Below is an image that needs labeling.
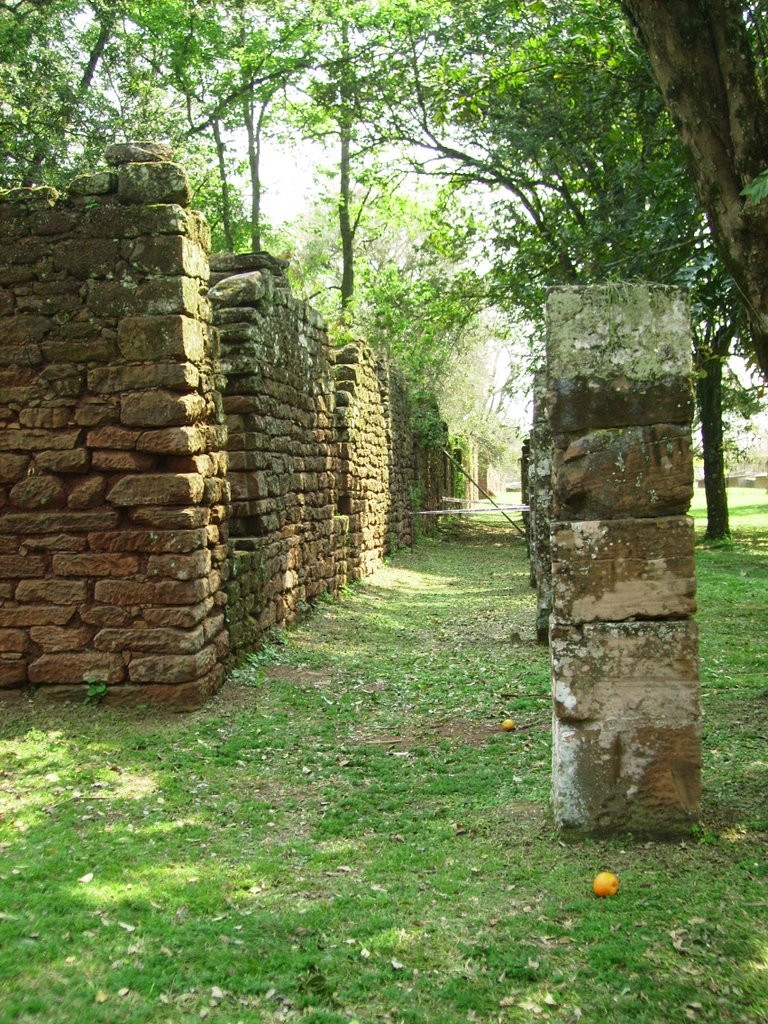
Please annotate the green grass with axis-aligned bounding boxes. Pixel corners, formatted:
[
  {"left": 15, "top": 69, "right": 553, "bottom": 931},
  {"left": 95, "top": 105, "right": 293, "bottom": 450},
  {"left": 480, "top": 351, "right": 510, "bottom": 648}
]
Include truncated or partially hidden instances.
[{"left": 0, "top": 492, "right": 766, "bottom": 1023}]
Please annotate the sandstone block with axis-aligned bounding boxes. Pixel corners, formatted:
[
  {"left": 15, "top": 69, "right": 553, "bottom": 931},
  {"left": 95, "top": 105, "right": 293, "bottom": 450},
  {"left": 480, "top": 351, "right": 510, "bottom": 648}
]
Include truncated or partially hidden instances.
[
  {"left": 0, "top": 555, "right": 46, "bottom": 577},
  {"left": 88, "top": 527, "right": 207, "bottom": 554},
  {"left": 23, "top": 534, "right": 87, "bottom": 552},
  {"left": 0, "top": 660, "right": 26, "bottom": 686},
  {"left": 550, "top": 619, "right": 699, "bottom": 723},
  {"left": 551, "top": 423, "right": 693, "bottom": 520},
  {"left": 93, "top": 624, "right": 205, "bottom": 654},
  {"left": 67, "top": 170, "right": 118, "bottom": 195},
  {"left": 118, "top": 161, "right": 190, "bottom": 205},
  {"left": 29, "top": 652, "right": 124, "bottom": 685},
  {"left": 120, "top": 390, "right": 206, "bottom": 428},
  {"left": 104, "top": 142, "right": 174, "bottom": 165},
  {"left": 52, "top": 553, "right": 139, "bottom": 577},
  {"left": 94, "top": 577, "right": 208, "bottom": 606},
  {"left": 147, "top": 549, "right": 211, "bottom": 580},
  {"left": 67, "top": 477, "right": 107, "bottom": 509},
  {"left": 117, "top": 315, "right": 207, "bottom": 362},
  {"left": 29, "top": 626, "right": 94, "bottom": 652},
  {"left": 551, "top": 516, "right": 696, "bottom": 623},
  {"left": 91, "top": 450, "right": 156, "bottom": 472},
  {"left": 86, "top": 426, "right": 141, "bottom": 449},
  {"left": 0, "top": 429, "right": 80, "bottom": 453},
  {"left": 0, "top": 629, "right": 27, "bottom": 653},
  {"left": 0, "top": 605, "right": 76, "bottom": 626},
  {"left": 0, "top": 454, "right": 30, "bottom": 483},
  {"left": 127, "top": 644, "right": 217, "bottom": 683},
  {"left": 142, "top": 601, "right": 212, "bottom": 628},
  {"left": 209, "top": 271, "right": 267, "bottom": 307},
  {"left": 33, "top": 450, "right": 90, "bottom": 473},
  {"left": 552, "top": 716, "right": 701, "bottom": 836},
  {"left": 136, "top": 426, "right": 206, "bottom": 455},
  {"left": 547, "top": 375, "right": 694, "bottom": 433},
  {"left": 129, "top": 506, "right": 210, "bottom": 528},
  {"left": 10, "top": 476, "right": 67, "bottom": 510},
  {"left": 106, "top": 472, "right": 204, "bottom": 507},
  {"left": 130, "top": 236, "right": 208, "bottom": 279},
  {"left": 89, "top": 362, "right": 200, "bottom": 394},
  {"left": 16, "top": 579, "right": 88, "bottom": 604}
]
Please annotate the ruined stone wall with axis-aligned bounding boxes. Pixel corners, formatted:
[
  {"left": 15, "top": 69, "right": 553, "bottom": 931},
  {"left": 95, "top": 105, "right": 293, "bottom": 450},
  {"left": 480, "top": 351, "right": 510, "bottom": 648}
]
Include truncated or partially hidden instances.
[
  {"left": 211, "top": 252, "right": 344, "bottom": 653},
  {"left": 335, "top": 343, "right": 414, "bottom": 581},
  {"left": 546, "top": 284, "right": 700, "bottom": 835},
  {"left": 0, "top": 143, "right": 228, "bottom": 709}
]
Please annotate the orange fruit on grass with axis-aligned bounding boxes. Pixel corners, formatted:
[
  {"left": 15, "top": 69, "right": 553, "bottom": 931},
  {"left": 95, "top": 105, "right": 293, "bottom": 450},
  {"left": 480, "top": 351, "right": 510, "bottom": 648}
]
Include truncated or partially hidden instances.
[
  {"left": 593, "top": 871, "right": 620, "bottom": 897},
  {"left": 501, "top": 719, "right": 516, "bottom": 731}
]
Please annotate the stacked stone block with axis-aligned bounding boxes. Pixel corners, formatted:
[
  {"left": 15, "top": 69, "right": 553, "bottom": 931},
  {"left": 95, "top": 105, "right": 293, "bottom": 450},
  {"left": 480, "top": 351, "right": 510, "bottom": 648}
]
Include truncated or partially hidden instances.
[
  {"left": 0, "top": 143, "right": 228, "bottom": 708},
  {"left": 546, "top": 284, "right": 700, "bottom": 835},
  {"left": 211, "top": 252, "right": 342, "bottom": 650}
]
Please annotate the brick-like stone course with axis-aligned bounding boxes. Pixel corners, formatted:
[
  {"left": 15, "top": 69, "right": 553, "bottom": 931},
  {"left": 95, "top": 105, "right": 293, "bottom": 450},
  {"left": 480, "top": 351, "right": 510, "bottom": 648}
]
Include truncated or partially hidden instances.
[
  {"left": 0, "top": 146, "right": 227, "bottom": 708},
  {"left": 545, "top": 284, "right": 700, "bottom": 836}
]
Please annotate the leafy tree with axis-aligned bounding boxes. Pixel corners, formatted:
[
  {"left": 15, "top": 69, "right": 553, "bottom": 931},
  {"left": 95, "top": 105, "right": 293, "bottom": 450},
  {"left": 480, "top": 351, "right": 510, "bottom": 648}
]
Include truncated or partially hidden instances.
[{"left": 618, "top": 0, "right": 768, "bottom": 380}]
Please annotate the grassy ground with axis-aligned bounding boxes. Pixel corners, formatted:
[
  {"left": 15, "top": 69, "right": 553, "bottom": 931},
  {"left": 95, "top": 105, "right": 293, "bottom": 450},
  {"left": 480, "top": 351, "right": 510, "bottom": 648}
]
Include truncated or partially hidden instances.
[{"left": 0, "top": 490, "right": 766, "bottom": 1024}]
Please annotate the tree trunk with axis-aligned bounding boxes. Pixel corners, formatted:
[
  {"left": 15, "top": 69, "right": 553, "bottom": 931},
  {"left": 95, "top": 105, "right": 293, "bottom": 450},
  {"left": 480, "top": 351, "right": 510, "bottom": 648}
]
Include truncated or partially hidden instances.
[
  {"left": 620, "top": 0, "right": 768, "bottom": 379},
  {"left": 695, "top": 336, "right": 730, "bottom": 540},
  {"left": 242, "top": 92, "right": 261, "bottom": 253},
  {"left": 212, "top": 118, "right": 234, "bottom": 252}
]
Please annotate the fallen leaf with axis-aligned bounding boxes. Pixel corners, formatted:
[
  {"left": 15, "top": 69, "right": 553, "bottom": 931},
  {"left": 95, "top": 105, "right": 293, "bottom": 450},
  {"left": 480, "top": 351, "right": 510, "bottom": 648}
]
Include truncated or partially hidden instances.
[
  {"left": 118, "top": 988, "right": 130, "bottom": 997},
  {"left": 78, "top": 872, "right": 94, "bottom": 884},
  {"left": 118, "top": 922, "right": 136, "bottom": 932},
  {"left": 360, "top": 948, "right": 371, "bottom": 960},
  {"left": 95, "top": 991, "right": 109, "bottom": 1004},
  {"left": 391, "top": 959, "right": 404, "bottom": 970}
]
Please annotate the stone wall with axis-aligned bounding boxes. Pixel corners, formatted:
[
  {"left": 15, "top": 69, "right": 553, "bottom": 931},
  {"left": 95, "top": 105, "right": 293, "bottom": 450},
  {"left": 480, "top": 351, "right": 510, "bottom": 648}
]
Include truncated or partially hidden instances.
[
  {"left": 0, "top": 143, "right": 439, "bottom": 706},
  {"left": 545, "top": 284, "right": 700, "bottom": 836},
  {"left": 529, "top": 371, "right": 553, "bottom": 644},
  {"left": 335, "top": 343, "right": 414, "bottom": 580},
  {"left": 0, "top": 143, "right": 228, "bottom": 709},
  {"left": 210, "top": 252, "right": 344, "bottom": 652}
]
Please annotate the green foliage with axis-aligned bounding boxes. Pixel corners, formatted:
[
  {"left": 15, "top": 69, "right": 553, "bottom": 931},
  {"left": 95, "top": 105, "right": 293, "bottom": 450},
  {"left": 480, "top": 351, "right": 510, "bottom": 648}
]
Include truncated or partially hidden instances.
[
  {"left": 741, "top": 167, "right": 768, "bottom": 205},
  {"left": 83, "top": 679, "right": 108, "bottom": 705}
]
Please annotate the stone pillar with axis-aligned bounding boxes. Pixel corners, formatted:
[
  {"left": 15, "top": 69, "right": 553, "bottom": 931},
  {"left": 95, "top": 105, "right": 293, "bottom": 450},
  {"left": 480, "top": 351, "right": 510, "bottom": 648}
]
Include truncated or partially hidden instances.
[
  {"left": 546, "top": 284, "right": 700, "bottom": 835},
  {"left": 529, "top": 371, "right": 553, "bottom": 643}
]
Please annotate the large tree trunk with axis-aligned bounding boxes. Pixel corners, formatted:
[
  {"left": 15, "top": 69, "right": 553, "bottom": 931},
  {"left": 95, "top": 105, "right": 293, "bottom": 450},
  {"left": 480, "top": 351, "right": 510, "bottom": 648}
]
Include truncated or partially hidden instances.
[
  {"left": 620, "top": 0, "right": 768, "bottom": 379},
  {"left": 695, "top": 329, "right": 730, "bottom": 540}
]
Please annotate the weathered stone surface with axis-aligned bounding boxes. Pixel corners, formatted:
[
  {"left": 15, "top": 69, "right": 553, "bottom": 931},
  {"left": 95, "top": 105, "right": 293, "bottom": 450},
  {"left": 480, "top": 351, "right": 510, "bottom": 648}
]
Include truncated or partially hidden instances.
[
  {"left": 10, "top": 475, "right": 67, "bottom": 510},
  {"left": 209, "top": 271, "right": 267, "bottom": 307},
  {"left": 135, "top": 426, "right": 206, "bottom": 455},
  {"left": 88, "top": 527, "right": 207, "bottom": 554},
  {"left": 131, "top": 236, "right": 208, "bottom": 279},
  {"left": 91, "top": 449, "right": 156, "bottom": 472},
  {"left": 104, "top": 142, "right": 174, "bottom": 165},
  {"left": 16, "top": 579, "right": 88, "bottom": 604},
  {"left": 0, "top": 429, "right": 80, "bottom": 452},
  {"left": 94, "top": 577, "right": 208, "bottom": 606},
  {"left": 93, "top": 624, "right": 205, "bottom": 654},
  {"left": 0, "top": 453, "right": 31, "bottom": 483},
  {"left": 127, "top": 644, "right": 217, "bottom": 683},
  {"left": 551, "top": 423, "right": 693, "bottom": 520},
  {"left": 550, "top": 619, "right": 699, "bottom": 722},
  {"left": 0, "top": 511, "right": 119, "bottom": 534},
  {"left": 33, "top": 449, "right": 90, "bottom": 473},
  {"left": 546, "top": 285, "right": 692, "bottom": 382},
  {"left": 0, "top": 555, "right": 46, "bottom": 577},
  {"left": 0, "top": 605, "right": 76, "bottom": 626},
  {"left": 117, "top": 315, "right": 207, "bottom": 362},
  {"left": 67, "top": 171, "right": 118, "bottom": 195},
  {"left": 52, "top": 553, "right": 139, "bottom": 577},
  {"left": 106, "top": 472, "right": 204, "bottom": 507},
  {"left": 120, "top": 390, "right": 206, "bottom": 427},
  {"left": 28, "top": 652, "right": 124, "bottom": 684},
  {"left": 117, "top": 161, "right": 190, "bottom": 206},
  {"left": 89, "top": 362, "right": 200, "bottom": 394},
  {"left": 29, "top": 626, "right": 94, "bottom": 652},
  {"left": 547, "top": 375, "right": 694, "bottom": 433},
  {"left": 67, "top": 477, "right": 107, "bottom": 509},
  {"left": 552, "top": 717, "right": 701, "bottom": 835},
  {"left": 0, "top": 629, "right": 27, "bottom": 653},
  {"left": 551, "top": 517, "right": 696, "bottom": 623},
  {"left": 147, "top": 549, "right": 211, "bottom": 580}
]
